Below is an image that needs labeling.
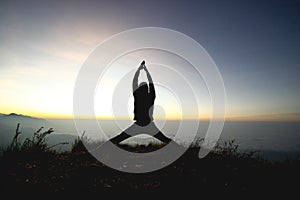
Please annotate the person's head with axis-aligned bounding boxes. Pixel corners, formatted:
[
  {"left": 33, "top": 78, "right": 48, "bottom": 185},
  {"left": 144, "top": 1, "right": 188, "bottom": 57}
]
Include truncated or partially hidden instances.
[{"left": 137, "top": 82, "right": 148, "bottom": 94}]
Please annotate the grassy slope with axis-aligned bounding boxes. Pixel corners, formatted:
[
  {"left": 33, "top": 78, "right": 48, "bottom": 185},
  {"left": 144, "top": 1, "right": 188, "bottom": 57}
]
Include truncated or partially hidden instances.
[{"left": 0, "top": 126, "right": 299, "bottom": 196}]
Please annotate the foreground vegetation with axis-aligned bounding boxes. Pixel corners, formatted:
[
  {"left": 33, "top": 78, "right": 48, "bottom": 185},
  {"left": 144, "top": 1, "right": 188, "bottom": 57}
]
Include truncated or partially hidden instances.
[{"left": 0, "top": 125, "right": 299, "bottom": 195}]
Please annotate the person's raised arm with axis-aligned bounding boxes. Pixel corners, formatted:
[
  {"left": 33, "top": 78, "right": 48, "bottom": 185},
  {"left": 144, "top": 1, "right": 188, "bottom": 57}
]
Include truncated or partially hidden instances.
[
  {"left": 144, "top": 66, "right": 153, "bottom": 84},
  {"left": 144, "top": 66, "right": 155, "bottom": 96},
  {"left": 132, "top": 63, "right": 144, "bottom": 92}
]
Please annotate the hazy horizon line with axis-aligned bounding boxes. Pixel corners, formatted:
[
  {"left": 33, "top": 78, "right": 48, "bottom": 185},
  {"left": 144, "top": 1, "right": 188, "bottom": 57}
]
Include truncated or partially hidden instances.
[{"left": 1, "top": 112, "right": 300, "bottom": 122}]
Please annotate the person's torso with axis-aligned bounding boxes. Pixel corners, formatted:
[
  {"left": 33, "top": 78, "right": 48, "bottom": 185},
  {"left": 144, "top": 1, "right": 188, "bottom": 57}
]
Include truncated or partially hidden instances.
[{"left": 133, "top": 92, "right": 155, "bottom": 123}]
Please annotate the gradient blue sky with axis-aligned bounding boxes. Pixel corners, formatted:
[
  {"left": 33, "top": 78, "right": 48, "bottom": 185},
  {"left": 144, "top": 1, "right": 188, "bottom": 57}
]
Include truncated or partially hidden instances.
[{"left": 0, "top": 0, "right": 300, "bottom": 121}]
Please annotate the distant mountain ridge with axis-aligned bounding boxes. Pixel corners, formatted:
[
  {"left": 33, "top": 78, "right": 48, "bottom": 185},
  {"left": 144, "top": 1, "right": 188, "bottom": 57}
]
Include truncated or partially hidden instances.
[
  {"left": 0, "top": 113, "right": 45, "bottom": 120},
  {"left": 0, "top": 113, "right": 77, "bottom": 151},
  {"left": 0, "top": 113, "right": 48, "bottom": 127},
  {"left": 0, "top": 112, "right": 49, "bottom": 135}
]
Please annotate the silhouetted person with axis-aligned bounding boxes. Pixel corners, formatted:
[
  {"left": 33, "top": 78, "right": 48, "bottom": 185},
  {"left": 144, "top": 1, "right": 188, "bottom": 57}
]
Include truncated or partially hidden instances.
[
  {"left": 110, "top": 61, "right": 172, "bottom": 144},
  {"left": 133, "top": 61, "right": 155, "bottom": 126}
]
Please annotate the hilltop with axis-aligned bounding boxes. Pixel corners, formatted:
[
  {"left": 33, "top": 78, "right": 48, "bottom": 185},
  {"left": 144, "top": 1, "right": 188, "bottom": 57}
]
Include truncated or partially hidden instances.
[{"left": 1, "top": 130, "right": 299, "bottom": 196}]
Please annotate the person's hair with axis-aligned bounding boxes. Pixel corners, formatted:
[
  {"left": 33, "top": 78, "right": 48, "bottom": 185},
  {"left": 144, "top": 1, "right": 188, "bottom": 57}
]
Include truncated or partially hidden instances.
[{"left": 137, "top": 82, "right": 148, "bottom": 94}]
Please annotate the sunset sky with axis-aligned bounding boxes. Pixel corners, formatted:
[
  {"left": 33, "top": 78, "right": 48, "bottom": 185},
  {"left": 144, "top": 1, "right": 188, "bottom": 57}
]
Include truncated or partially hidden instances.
[{"left": 1, "top": 0, "right": 300, "bottom": 121}]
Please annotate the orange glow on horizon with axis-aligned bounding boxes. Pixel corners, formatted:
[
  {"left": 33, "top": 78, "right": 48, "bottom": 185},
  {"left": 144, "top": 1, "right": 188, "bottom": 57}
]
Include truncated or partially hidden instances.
[{"left": 1, "top": 110, "right": 300, "bottom": 122}]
